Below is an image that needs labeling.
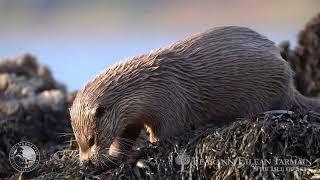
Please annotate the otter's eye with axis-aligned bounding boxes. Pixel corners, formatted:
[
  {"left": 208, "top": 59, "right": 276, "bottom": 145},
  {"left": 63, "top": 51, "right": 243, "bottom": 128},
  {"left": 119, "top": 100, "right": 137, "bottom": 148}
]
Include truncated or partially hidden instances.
[
  {"left": 88, "top": 136, "right": 95, "bottom": 147},
  {"left": 95, "top": 107, "right": 105, "bottom": 118}
]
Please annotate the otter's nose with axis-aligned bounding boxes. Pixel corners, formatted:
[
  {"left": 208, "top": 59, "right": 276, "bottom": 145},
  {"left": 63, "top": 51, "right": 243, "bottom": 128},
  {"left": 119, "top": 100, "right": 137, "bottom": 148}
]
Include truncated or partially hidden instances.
[{"left": 79, "top": 150, "right": 95, "bottom": 168}]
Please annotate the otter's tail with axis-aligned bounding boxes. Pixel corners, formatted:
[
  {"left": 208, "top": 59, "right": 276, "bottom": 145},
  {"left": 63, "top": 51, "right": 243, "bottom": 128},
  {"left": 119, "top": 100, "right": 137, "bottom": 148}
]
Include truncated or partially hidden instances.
[{"left": 292, "top": 90, "right": 320, "bottom": 114}]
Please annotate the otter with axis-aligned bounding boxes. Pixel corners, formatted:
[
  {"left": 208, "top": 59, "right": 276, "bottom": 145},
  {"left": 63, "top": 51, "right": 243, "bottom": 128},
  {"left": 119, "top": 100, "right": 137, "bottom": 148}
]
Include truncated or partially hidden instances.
[{"left": 70, "top": 26, "right": 320, "bottom": 170}]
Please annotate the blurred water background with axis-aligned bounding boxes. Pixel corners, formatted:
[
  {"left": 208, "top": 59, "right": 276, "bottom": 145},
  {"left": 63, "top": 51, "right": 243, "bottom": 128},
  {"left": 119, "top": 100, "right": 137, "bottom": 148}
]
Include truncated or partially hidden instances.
[{"left": 0, "top": 0, "right": 319, "bottom": 91}]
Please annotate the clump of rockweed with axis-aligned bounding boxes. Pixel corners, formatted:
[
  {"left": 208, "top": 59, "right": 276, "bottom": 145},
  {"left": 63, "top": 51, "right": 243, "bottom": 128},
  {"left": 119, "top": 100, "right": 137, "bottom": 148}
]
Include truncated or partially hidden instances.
[
  {"left": 30, "top": 111, "right": 320, "bottom": 180},
  {"left": 280, "top": 12, "right": 320, "bottom": 97}
]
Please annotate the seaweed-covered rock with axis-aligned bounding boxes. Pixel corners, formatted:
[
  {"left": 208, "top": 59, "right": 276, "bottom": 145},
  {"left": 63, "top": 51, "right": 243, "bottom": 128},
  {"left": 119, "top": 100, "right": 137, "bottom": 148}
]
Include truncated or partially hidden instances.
[
  {"left": 31, "top": 111, "right": 320, "bottom": 179},
  {"left": 0, "top": 54, "right": 75, "bottom": 178},
  {"left": 280, "top": 13, "right": 320, "bottom": 97}
]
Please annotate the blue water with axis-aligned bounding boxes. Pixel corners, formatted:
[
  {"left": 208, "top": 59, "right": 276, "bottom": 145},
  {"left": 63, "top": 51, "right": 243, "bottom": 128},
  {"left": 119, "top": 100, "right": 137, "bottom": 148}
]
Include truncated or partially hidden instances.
[{"left": 0, "top": 31, "right": 297, "bottom": 91}]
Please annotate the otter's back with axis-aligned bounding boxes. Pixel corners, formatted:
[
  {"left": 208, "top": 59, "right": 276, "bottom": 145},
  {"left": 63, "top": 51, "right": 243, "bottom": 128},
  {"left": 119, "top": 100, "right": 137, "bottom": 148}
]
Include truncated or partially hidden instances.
[{"left": 155, "top": 26, "right": 294, "bottom": 121}]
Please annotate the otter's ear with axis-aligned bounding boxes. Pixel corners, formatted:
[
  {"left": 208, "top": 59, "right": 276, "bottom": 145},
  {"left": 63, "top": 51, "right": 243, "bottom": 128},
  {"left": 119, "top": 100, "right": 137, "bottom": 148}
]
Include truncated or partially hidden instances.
[{"left": 91, "top": 106, "right": 105, "bottom": 118}]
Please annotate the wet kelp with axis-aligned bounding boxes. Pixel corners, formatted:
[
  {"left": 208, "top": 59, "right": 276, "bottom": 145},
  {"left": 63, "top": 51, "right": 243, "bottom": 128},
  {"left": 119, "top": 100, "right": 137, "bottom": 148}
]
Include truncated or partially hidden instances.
[{"left": 32, "top": 111, "right": 320, "bottom": 179}]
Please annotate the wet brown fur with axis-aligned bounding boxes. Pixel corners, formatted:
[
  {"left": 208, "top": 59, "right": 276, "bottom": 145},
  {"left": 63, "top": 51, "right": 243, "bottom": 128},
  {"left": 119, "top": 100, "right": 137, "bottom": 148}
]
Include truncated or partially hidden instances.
[{"left": 70, "top": 26, "right": 320, "bottom": 168}]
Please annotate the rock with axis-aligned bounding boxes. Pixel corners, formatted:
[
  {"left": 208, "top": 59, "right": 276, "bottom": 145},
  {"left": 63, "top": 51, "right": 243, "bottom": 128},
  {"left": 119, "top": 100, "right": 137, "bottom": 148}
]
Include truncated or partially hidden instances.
[
  {"left": 0, "top": 54, "right": 74, "bottom": 178},
  {"left": 280, "top": 13, "right": 320, "bottom": 97}
]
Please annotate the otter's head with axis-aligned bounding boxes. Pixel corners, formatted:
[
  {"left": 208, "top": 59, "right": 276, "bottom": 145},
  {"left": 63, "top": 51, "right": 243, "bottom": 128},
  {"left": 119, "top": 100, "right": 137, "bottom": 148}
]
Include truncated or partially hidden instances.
[
  {"left": 69, "top": 59, "right": 154, "bottom": 170},
  {"left": 70, "top": 94, "right": 144, "bottom": 170}
]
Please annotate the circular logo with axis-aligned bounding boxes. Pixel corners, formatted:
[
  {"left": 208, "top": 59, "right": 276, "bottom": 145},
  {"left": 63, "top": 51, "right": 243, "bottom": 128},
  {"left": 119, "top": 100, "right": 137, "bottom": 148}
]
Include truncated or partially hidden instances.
[
  {"left": 9, "top": 141, "right": 40, "bottom": 172},
  {"left": 175, "top": 150, "right": 191, "bottom": 166}
]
